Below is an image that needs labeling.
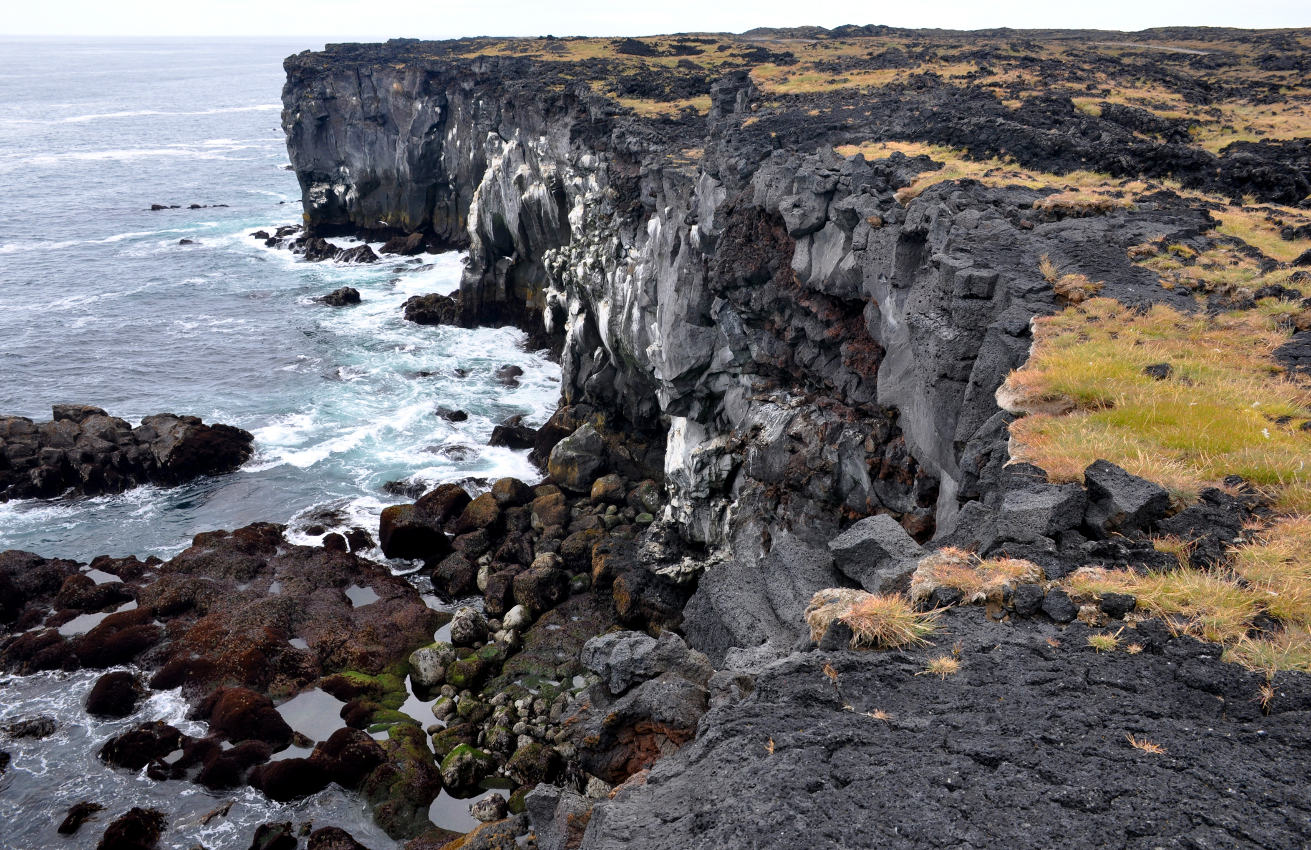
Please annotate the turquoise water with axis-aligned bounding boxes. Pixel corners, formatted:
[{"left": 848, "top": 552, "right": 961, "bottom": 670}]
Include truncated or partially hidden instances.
[{"left": 0, "top": 38, "right": 559, "bottom": 562}]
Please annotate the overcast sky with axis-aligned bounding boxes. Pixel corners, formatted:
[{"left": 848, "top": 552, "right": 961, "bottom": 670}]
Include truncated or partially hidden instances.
[{"left": 3, "top": 0, "right": 1307, "bottom": 38}]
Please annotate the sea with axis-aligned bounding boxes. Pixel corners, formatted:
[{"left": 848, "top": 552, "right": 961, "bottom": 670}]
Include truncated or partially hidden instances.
[{"left": 0, "top": 38, "right": 559, "bottom": 848}]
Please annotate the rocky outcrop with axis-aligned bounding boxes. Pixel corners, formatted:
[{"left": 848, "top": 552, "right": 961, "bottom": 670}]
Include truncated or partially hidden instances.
[
  {"left": 0, "top": 405, "right": 254, "bottom": 501},
  {"left": 282, "top": 41, "right": 1210, "bottom": 558},
  {"left": 568, "top": 609, "right": 1311, "bottom": 849}
]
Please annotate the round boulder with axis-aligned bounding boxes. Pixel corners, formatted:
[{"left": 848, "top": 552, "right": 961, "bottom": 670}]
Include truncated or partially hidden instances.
[
  {"left": 85, "top": 671, "right": 145, "bottom": 719},
  {"left": 547, "top": 424, "right": 605, "bottom": 493}
]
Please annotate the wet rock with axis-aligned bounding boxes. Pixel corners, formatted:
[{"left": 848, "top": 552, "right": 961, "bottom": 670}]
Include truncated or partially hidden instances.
[
  {"left": 436, "top": 407, "right": 469, "bottom": 422},
  {"left": 489, "top": 416, "right": 537, "bottom": 450},
  {"left": 323, "top": 532, "right": 349, "bottom": 552},
  {"left": 440, "top": 743, "right": 496, "bottom": 795},
  {"left": 547, "top": 424, "right": 605, "bottom": 492},
  {"left": 827, "top": 514, "right": 924, "bottom": 593},
  {"left": 431, "top": 553, "right": 477, "bottom": 598},
  {"left": 415, "top": 483, "right": 473, "bottom": 526},
  {"left": 449, "top": 492, "right": 501, "bottom": 535},
  {"left": 402, "top": 292, "right": 458, "bottom": 325},
  {"left": 55, "top": 573, "right": 133, "bottom": 612},
  {"left": 409, "top": 642, "right": 457, "bottom": 689},
  {"left": 449, "top": 606, "right": 489, "bottom": 647},
  {"left": 95, "top": 807, "right": 166, "bottom": 850},
  {"left": 310, "top": 727, "right": 388, "bottom": 788},
  {"left": 58, "top": 801, "right": 105, "bottom": 835},
  {"left": 512, "top": 564, "right": 569, "bottom": 614},
  {"left": 1083, "top": 459, "right": 1171, "bottom": 536},
  {"left": 379, "top": 504, "right": 452, "bottom": 562},
  {"left": 380, "top": 232, "right": 426, "bottom": 255},
  {"left": 337, "top": 244, "right": 378, "bottom": 264},
  {"left": 85, "top": 671, "right": 146, "bottom": 718},
  {"left": 0, "top": 550, "right": 80, "bottom": 626},
  {"left": 4, "top": 715, "right": 57, "bottom": 739},
  {"left": 504, "top": 741, "right": 563, "bottom": 786},
  {"left": 0, "top": 751, "right": 7, "bottom": 775},
  {"left": 0, "top": 408, "right": 254, "bottom": 501},
  {"left": 318, "top": 286, "right": 361, "bottom": 306},
  {"left": 470, "top": 792, "right": 509, "bottom": 823},
  {"left": 201, "top": 687, "right": 294, "bottom": 748},
  {"left": 307, "top": 826, "right": 373, "bottom": 850},
  {"left": 250, "top": 757, "right": 332, "bottom": 802},
  {"left": 491, "top": 476, "right": 535, "bottom": 507},
  {"left": 495, "top": 364, "right": 524, "bottom": 386},
  {"left": 361, "top": 724, "right": 443, "bottom": 839},
  {"left": 98, "top": 722, "right": 183, "bottom": 771},
  {"left": 247, "top": 821, "right": 298, "bottom": 850}
]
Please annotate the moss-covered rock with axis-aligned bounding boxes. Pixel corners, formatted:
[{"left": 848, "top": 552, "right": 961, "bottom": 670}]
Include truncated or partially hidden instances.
[
  {"left": 440, "top": 743, "right": 497, "bottom": 795},
  {"left": 361, "top": 723, "right": 442, "bottom": 840},
  {"left": 505, "top": 741, "right": 563, "bottom": 786}
]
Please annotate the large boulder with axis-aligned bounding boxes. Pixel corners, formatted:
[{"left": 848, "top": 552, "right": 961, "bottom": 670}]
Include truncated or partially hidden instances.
[
  {"left": 994, "top": 483, "right": 1086, "bottom": 543},
  {"left": 200, "top": 687, "right": 293, "bottom": 749},
  {"left": 1083, "top": 459, "right": 1171, "bottom": 536},
  {"left": 85, "top": 671, "right": 145, "bottom": 718},
  {"left": 547, "top": 424, "right": 606, "bottom": 493},
  {"left": 827, "top": 514, "right": 924, "bottom": 593},
  {"left": 378, "top": 504, "right": 451, "bottom": 562},
  {"left": 402, "top": 293, "right": 458, "bottom": 325},
  {"left": 580, "top": 631, "right": 713, "bottom": 695}
]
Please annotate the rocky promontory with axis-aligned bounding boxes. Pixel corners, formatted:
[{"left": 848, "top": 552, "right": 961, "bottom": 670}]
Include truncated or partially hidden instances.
[{"left": 0, "top": 405, "right": 254, "bottom": 501}]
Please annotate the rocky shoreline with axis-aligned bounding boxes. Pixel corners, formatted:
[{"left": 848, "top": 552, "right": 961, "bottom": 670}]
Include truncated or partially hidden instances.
[{"left": 4, "top": 23, "right": 1311, "bottom": 850}]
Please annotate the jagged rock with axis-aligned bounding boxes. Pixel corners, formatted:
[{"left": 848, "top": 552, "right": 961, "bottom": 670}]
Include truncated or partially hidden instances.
[
  {"left": 431, "top": 552, "right": 477, "bottom": 598},
  {"left": 0, "top": 408, "right": 253, "bottom": 501},
  {"left": 581, "top": 631, "right": 712, "bottom": 695},
  {"left": 826, "top": 514, "right": 924, "bottom": 593},
  {"left": 415, "top": 483, "right": 473, "bottom": 526},
  {"left": 1083, "top": 459, "right": 1172, "bottom": 536},
  {"left": 994, "top": 484, "right": 1087, "bottom": 543},
  {"left": 547, "top": 425, "right": 605, "bottom": 492},
  {"left": 4, "top": 715, "right": 57, "bottom": 739},
  {"left": 1156, "top": 487, "right": 1251, "bottom": 567},
  {"left": 337, "top": 244, "right": 377, "bottom": 263},
  {"left": 1041, "top": 588, "right": 1079, "bottom": 623},
  {"left": 512, "top": 564, "right": 569, "bottom": 614}
]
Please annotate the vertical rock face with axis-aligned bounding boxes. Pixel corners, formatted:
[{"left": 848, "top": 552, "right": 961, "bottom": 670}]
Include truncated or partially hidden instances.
[{"left": 282, "top": 43, "right": 1208, "bottom": 552}]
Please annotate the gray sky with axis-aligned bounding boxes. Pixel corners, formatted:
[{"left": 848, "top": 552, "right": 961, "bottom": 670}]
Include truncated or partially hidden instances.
[{"left": 3, "top": 0, "right": 1308, "bottom": 38}]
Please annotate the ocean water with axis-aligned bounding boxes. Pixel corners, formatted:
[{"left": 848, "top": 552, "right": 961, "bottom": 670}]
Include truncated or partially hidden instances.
[
  {"left": 0, "top": 38, "right": 560, "bottom": 848},
  {"left": 0, "top": 38, "right": 560, "bottom": 562}
]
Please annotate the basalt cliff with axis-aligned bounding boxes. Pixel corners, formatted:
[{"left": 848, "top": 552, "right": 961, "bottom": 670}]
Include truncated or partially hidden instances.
[{"left": 276, "top": 28, "right": 1311, "bottom": 850}]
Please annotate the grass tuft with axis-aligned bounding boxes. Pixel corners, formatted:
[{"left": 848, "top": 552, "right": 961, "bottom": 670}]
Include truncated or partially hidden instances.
[
  {"left": 805, "top": 588, "right": 939, "bottom": 649},
  {"left": 1126, "top": 733, "right": 1167, "bottom": 755},
  {"left": 1088, "top": 632, "right": 1120, "bottom": 652},
  {"left": 919, "top": 655, "right": 961, "bottom": 679},
  {"left": 910, "top": 548, "right": 1043, "bottom": 606}
]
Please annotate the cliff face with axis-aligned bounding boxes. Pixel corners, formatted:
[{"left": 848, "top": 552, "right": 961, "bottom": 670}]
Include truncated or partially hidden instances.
[{"left": 282, "top": 41, "right": 1210, "bottom": 554}]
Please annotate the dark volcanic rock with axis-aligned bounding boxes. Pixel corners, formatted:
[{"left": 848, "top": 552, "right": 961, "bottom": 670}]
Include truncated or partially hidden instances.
[
  {"left": 95, "top": 807, "right": 166, "bottom": 850},
  {"left": 0, "top": 408, "right": 253, "bottom": 501},
  {"left": 402, "top": 292, "right": 459, "bottom": 325},
  {"left": 570, "top": 610, "right": 1311, "bottom": 849},
  {"left": 318, "top": 286, "right": 361, "bottom": 306},
  {"left": 58, "top": 801, "right": 105, "bottom": 835},
  {"left": 85, "top": 671, "right": 146, "bottom": 718}
]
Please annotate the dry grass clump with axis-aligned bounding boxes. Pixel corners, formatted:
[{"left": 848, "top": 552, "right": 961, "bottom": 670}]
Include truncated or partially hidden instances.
[
  {"left": 1001, "top": 297, "right": 1311, "bottom": 502},
  {"left": 1033, "top": 191, "right": 1132, "bottom": 217},
  {"left": 1052, "top": 272, "right": 1105, "bottom": 304},
  {"left": 805, "top": 588, "right": 939, "bottom": 649},
  {"left": 1125, "top": 733, "right": 1167, "bottom": 755},
  {"left": 910, "top": 548, "right": 1043, "bottom": 607},
  {"left": 919, "top": 655, "right": 961, "bottom": 679}
]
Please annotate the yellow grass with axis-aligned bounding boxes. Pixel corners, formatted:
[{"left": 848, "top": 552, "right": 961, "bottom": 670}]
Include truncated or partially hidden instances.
[
  {"left": 919, "top": 655, "right": 961, "bottom": 679},
  {"left": 804, "top": 588, "right": 938, "bottom": 649},
  {"left": 1002, "top": 297, "right": 1311, "bottom": 500},
  {"left": 909, "top": 548, "right": 1043, "bottom": 606}
]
